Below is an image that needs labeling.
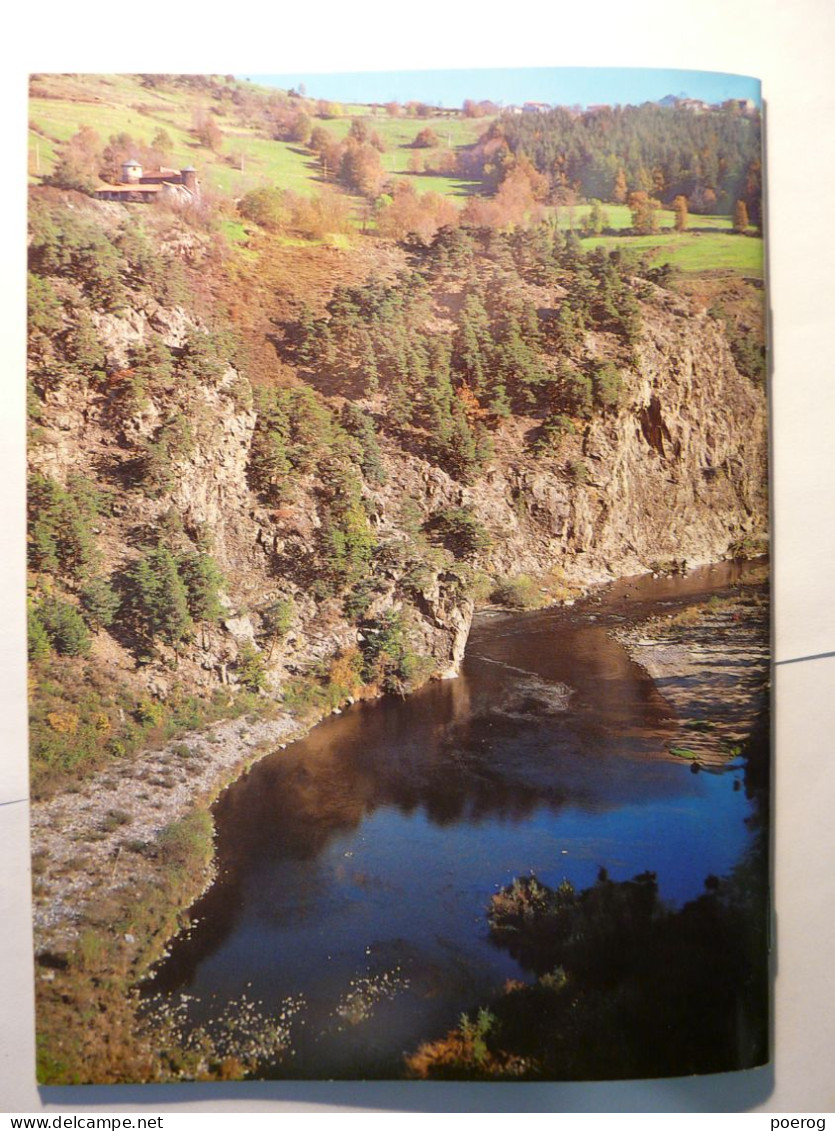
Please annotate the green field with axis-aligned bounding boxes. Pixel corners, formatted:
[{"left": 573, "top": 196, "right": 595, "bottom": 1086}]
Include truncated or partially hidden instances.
[
  {"left": 559, "top": 202, "right": 737, "bottom": 233},
  {"left": 28, "top": 74, "right": 488, "bottom": 199},
  {"left": 582, "top": 230, "right": 764, "bottom": 274},
  {"left": 28, "top": 74, "right": 762, "bottom": 274}
]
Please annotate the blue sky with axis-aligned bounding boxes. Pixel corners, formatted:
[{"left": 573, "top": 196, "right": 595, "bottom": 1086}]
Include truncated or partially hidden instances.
[{"left": 243, "top": 67, "right": 761, "bottom": 110}]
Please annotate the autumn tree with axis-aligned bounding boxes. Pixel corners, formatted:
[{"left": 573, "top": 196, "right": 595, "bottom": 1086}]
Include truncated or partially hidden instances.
[
  {"left": 733, "top": 199, "right": 750, "bottom": 233},
  {"left": 613, "top": 167, "right": 628, "bottom": 204},
  {"left": 151, "top": 127, "right": 174, "bottom": 157},
  {"left": 192, "top": 108, "right": 223, "bottom": 152},
  {"left": 340, "top": 140, "right": 387, "bottom": 198},
  {"left": 628, "top": 191, "right": 661, "bottom": 235},
  {"left": 673, "top": 195, "right": 689, "bottom": 232},
  {"left": 412, "top": 127, "right": 439, "bottom": 148},
  {"left": 290, "top": 187, "right": 354, "bottom": 240},
  {"left": 48, "top": 127, "right": 102, "bottom": 193},
  {"left": 348, "top": 118, "right": 370, "bottom": 144}
]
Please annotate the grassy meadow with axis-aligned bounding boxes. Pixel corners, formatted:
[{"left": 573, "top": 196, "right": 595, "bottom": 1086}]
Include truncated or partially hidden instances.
[
  {"left": 582, "top": 230, "right": 764, "bottom": 274},
  {"left": 28, "top": 73, "right": 485, "bottom": 199},
  {"left": 28, "top": 72, "right": 763, "bottom": 272}
]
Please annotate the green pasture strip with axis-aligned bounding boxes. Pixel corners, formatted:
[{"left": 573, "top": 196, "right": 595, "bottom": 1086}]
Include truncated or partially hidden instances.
[
  {"left": 556, "top": 203, "right": 736, "bottom": 232},
  {"left": 582, "top": 231, "right": 764, "bottom": 274},
  {"left": 204, "top": 135, "right": 320, "bottom": 197},
  {"left": 28, "top": 132, "right": 58, "bottom": 179}
]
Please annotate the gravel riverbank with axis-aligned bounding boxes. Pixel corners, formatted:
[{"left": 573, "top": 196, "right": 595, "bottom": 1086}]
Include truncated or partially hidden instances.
[
  {"left": 615, "top": 589, "right": 770, "bottom": 766},
  {"left": 31, "top": 710, "right": 305, "bottom": 955}
]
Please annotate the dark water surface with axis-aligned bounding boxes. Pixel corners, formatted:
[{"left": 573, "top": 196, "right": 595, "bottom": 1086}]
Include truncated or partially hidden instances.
[{"left": 146, "top": 562, "right": 764, "bottom": 1078}]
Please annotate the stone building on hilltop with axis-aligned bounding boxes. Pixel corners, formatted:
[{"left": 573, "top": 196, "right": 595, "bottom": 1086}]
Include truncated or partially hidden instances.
[{"left": 96, "top": 160, "right": 199, "bottom": 203}]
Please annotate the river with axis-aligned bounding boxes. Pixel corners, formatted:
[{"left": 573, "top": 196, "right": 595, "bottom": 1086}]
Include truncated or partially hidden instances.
[{"left": 143, "top": 561, "right": 767, "bottom": 1079}]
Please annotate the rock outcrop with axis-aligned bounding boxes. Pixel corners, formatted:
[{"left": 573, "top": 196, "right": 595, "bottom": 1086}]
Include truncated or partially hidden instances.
[{"left": 29, "top": 274, "right": 767, "bottom": 704}]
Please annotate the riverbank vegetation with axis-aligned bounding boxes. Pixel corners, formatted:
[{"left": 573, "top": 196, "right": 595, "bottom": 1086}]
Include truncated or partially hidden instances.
[
  {"left": 27, "top": 72, "right": 768, "bottom": 1084},
  {"left": 406, "top": 580, "right": 770, "bottom": 1080},
  {"left": 407, "top": 844, "right": 768, "bottom": 1079}
]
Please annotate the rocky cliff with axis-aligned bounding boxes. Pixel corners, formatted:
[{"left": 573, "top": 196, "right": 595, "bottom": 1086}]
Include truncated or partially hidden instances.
[
  {"left": 30, "top": 286, "right": 766, "bottom": 703},
  {"left": 26, "top": 189, "right": 768, "bottom": 749}
]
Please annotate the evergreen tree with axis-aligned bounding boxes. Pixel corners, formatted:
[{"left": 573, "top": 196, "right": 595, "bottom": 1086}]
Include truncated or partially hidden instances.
[
  {"left": 178, "top": 552, "right": 224, "bottom": 622},
  {"left": 124, "top": 547, "right": 193, "bottom": 646},
  {"left": 80, "top": 576, "right": 120, "bottom": 630},
  {"left": 452, "top": 292, "right": 493, "bottom": 397},
  {"left": 249, "top": 390, "right": 292, "bottom": 502},
  {"left": 28, "top": 473, "right": 98, "bottom": 582},
  {"left": 341, "top": 404, "right": 387, "bottom": 485},
  {"left": 35, "top": 597, "right": 91, "bottom": 656},
  {"left": 28, "top": 602, "right": 52, "bottom": 662}
]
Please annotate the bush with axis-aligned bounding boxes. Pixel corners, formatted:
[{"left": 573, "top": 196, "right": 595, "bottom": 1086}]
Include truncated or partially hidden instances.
[
  {"left": 360, "top": 609, "right": 433, "bottom": 694},
  {"left": 491, "top": 575, "right": 545, "bottom": 610},
  {"left": 238, "top": 186, "right": 289, "bottom": 232},
  {"left": 178, "top": 553, "right": 224, "bottom": 623},
  {"left": 35, "top": 598, "right": 91, "bottom": 656},
  {"left": 80, "top": 577, "right": 120, "bottom": 630},
  {"left": 592, "top": 362, "right": 622, "bottom": 411},
  {"left": 430, "top": 505, "right": 492, "bottom": 559},
  {"left": 158, "top": 810, "right": 214, "bottom": 876},
  {"left": 534, "top": 412, "right": 575, "bottom": 453},
  {"left": 235, "top": 642, "right": 268, "bottom": 692}
]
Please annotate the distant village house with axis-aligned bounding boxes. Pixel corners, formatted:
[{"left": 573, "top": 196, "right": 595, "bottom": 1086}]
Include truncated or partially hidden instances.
[{"left": 96, "top": 160, "right": 199, "bottom": 203}]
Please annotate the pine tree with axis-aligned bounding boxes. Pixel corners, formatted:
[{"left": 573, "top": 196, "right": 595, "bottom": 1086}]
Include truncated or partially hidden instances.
[
  {"left": 124, "top": 548, "right": 193, "bottom": 646},
  {"left": 452, "top": 292, "right": 493, "bottom": 397},
  {"left": 178, "top": 553, "right": 224, "bottom": 623},
  {"left": 80, "top": 577, "right": 120, "bottom": 630},
  {"left": 35, "top": 597, "right": 91, "bottom": 656}
]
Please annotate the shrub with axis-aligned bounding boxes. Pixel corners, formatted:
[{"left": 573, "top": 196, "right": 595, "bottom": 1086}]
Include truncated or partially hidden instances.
[
  {"left": 35, "top": 598, "right": 91, "bottom": 656},
  {"left": 238, "top": 186, "right": 289, "bottom": 232},
  {"left": 157, "top": 810, "right": 213, "bottom": 876},
  {"left": 360, "top": 609, "right": 433, "bottom": 694},
  {"left": 568, "top": 460, "right": 589, "bottom": 484},
  {"left": 491, "top": 574, "right": 545, "bottom": 610},
  {"left": 235, "top": 642, "right": 268, "bottom": 692},
  {"left": 80, "top": 577, "right": 120, "bottom": 630},
  {"left": 177, "top": 553, "right": 224, "bottom": 623},
  {"left": 534, "top": 413, "right": 575, "bottom": 453},
  {"left": 430, "top": 505, "right": 492, "bottom": 559},
  {"left": 592, "top": 362, "right": 622, "bottom": 411}
]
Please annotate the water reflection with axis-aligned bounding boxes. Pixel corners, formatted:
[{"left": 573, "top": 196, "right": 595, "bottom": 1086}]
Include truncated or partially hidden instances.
[{"left": 146, "top": 562, "right": 761, "bottom": 1078}]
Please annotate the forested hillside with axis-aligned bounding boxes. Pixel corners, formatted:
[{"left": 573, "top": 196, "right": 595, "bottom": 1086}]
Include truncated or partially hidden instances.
[
  {"left": 27, "top": 73, "right": 768, "bottom": 1083},
  {"left": 27, "top": 74, "right": 767, "bottom": 800}
]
